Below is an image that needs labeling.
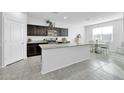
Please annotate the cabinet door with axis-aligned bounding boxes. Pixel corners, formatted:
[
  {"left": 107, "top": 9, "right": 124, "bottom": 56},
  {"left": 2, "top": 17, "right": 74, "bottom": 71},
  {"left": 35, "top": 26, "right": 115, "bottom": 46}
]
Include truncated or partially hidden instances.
[
  {"left": 33, "top": 26, "right": 37, "bottom": 36},
  {"left": 41, "top": 27, "right": 47, "bottom": 36},
  {"left": 27, "top": 25, "right": 34, "bottom": 36},
  {"left": 43, "top": 27, "right": 48, "bottom": 36},
  {"left": 36, "top": 45, "right": 41, "bottom": 55},
  {"left": 60, "top": 28, "right": 68, "bottom": 36},
  {"left": 56, "top": 28, "right": 61, "bottom": 36},
  {"left": 27, "top": 44, "right": 41, "bottom": 57},
  {"left": 4, "top": 18, "right": 25, "bottom": 65},
  {"left": 36, "top": 26, "right": 47, "bottom": 36},
  {"left": 27, "top": 25, "right": 37, "bottom": 36},
  {"left": 36, "top": 26, "right": 41, "bottom": 36},
  {"left": 64, "top": 29, "right": 68, "bottom": 36},
  {"left": 27, "top": 44, "right": 36, "bottom": 57},
  {"left": 61, "top": 29, "right": 65, "bottom": 36}
]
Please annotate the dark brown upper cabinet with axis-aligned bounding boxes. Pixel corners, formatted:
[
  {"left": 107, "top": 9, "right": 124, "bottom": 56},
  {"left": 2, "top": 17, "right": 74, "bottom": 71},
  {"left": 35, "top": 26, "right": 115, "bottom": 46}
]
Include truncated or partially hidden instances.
[
  {"left": 56, "top": 28, "right": 68, "bottom": 36},
  {"left": 27, "top": 24, "right": 48, "bottom": 36},
  {"left": 27, "top": 25, "right": 36, "bottom": 36},
  {"left": 36, "top": 26, "right": 47, "bottom": 36},
  {"left": 61, "top": 28, "right": 68, "bottom": 36},
  {"left": 27, "top": 24, "right": 68, "bottom": 36}
]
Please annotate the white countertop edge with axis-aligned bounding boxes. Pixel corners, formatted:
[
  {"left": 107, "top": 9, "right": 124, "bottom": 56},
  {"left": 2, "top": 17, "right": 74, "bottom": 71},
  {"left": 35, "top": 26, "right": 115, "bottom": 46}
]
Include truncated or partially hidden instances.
[{"left": 39, "top": 44, "right": 90, "bottom": 50}]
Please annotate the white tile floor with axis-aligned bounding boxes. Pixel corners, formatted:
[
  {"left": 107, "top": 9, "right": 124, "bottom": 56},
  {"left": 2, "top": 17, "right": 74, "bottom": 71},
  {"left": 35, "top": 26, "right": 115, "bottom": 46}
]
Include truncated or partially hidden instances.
[{"left": 0, "top": 53, "right": 124, "bottom": 80}]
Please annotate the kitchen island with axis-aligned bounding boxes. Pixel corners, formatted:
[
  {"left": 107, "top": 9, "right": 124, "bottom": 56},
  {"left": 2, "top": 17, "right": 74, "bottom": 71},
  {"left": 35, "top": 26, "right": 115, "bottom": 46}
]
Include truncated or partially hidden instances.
[{"left": 39, "top": 43, "right": 90, "bottom": 74}]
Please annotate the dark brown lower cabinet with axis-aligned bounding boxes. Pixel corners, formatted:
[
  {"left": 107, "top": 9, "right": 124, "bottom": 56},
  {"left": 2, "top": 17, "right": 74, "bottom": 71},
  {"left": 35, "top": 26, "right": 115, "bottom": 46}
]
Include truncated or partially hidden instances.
[{"left": 27, "top": 43, "right": 41, "bottom": 57}]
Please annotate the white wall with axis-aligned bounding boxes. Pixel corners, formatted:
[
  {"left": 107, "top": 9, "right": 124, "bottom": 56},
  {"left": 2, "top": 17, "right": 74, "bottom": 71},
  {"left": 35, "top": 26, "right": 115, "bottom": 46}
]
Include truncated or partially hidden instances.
[
  {"left": 3, "top": 12, "right": 27, "bottom": 22},
  {"left": 27, "top": 16, "right": 85, "bottom": 44},
  {"left": 68, "top": 24, "right": 85, "bottom": 44},
  {"left": 28, "top": 16, "right": 69, "bottom": 28},
  {"left": 0, "top": 12, "right": 2, "bottom": 67},
  {"left": 85, "top": 18, "right": 124, "bottom": 51}
]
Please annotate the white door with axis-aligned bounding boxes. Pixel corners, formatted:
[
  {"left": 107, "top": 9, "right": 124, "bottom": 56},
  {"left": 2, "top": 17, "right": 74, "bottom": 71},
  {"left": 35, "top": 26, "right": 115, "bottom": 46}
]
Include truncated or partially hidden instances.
[{"left": 4, "top": 18, "right": 25, "bottom": 66}]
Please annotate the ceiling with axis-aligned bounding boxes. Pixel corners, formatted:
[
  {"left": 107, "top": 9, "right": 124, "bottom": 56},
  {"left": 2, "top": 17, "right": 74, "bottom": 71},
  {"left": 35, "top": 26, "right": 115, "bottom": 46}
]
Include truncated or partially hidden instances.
[{"left": 28, "top": 12, "right": 123, "bottom": 25}]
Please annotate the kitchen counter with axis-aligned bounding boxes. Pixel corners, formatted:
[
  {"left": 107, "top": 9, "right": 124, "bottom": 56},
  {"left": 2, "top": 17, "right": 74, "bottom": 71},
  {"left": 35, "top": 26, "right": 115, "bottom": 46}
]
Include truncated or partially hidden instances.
[
  {"left": 39, "top": 43, "right": 90, "bottom": 49},
  {"left": 27, "top": 41, "right": 70, "bottom": 44},
  {"left": 40, "top": 43, "right": 90, "bottom": 74},
  {"left": 27, "top": 41, "right": 48, "bottom": 44}
]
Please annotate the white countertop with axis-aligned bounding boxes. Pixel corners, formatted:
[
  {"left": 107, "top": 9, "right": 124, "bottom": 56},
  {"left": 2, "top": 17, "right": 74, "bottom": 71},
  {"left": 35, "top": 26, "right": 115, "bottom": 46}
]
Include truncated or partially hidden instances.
[
  {"left": 39, "top": 43, "right": 90, "bottom": 49},
  {"left": 27, "top": 41, "right": 48, "bottom": 44}
]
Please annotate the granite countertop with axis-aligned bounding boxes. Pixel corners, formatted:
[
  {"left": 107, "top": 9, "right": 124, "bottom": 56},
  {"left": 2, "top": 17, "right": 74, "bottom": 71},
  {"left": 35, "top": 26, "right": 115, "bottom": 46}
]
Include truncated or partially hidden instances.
[
  {"left": 39, "top": 43, "right": 90, "bottom": 49},
  {"left": 27, "top": 41, "right": 70, "bottom": 44},
  {"left": 27, "top": 41, "right": 48, "bottom": 44}
]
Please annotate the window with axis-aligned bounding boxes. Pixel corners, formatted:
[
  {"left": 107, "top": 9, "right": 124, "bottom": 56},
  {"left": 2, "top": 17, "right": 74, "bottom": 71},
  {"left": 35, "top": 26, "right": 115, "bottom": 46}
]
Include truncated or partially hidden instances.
[{"left": 92, "top": 26, "right": 113, "bottom": 42}]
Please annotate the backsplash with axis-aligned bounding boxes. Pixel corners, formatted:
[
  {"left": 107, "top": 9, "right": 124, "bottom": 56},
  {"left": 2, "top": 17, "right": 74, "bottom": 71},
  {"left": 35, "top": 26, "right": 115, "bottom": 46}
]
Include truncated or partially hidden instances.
[{"left": 27, "top": 36, "right": 69, "bottom": 42}]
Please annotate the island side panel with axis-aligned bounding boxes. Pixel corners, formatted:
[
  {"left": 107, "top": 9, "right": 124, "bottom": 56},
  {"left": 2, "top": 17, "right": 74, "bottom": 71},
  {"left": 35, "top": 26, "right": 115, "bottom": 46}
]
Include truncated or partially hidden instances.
[{"left": 41, "top": 45, "right": 90, "bottom": 74}]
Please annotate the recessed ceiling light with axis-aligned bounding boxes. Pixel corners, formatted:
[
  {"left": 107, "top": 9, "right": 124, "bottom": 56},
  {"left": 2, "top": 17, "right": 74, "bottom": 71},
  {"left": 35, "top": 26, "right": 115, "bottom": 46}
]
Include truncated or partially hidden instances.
[{"left": 64, "top": 17, "right": 67, "bottom": 19}]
